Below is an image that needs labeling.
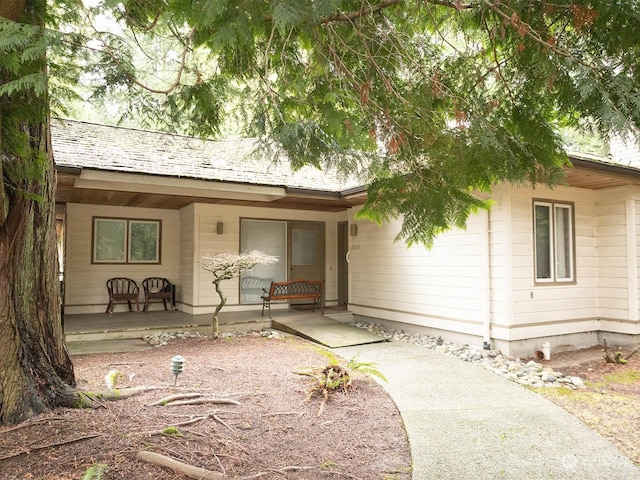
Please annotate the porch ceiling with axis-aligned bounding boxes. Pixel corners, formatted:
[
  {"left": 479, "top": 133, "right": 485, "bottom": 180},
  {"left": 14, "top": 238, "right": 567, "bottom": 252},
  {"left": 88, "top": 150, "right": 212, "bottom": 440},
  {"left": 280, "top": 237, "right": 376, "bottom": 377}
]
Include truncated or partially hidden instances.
[
  {"left": 565, "top": 159, "right": 640, "bottom": 190},
  {"left": 56, "top": 171, "right": 367, "bottom": 212},
  {"left": 55, "top": 158, "right": 640, "bottom": 212}
]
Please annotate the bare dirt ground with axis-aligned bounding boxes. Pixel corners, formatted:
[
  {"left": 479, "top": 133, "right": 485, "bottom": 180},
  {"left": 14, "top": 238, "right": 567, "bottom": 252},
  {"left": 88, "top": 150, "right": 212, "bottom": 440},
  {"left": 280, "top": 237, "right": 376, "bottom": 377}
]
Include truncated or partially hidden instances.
[
  {"left": 534, "top": 344, "right": 640, "bottom": 467},
  {"left": 0, "top": 335, "right": 411, "bottom": 480}
]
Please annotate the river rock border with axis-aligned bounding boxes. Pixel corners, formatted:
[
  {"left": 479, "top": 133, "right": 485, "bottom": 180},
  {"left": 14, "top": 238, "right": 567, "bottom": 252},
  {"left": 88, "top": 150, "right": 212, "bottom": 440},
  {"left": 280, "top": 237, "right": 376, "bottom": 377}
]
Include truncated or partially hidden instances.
[
  {"left": 353, "top": 321, "right": 585, "bottom": 389},
  {"left": 142, "top": 323, "right": 584, "bottom": 389},
  {"left": 142, "top": 328, "right": 285, "bottom": 346}
]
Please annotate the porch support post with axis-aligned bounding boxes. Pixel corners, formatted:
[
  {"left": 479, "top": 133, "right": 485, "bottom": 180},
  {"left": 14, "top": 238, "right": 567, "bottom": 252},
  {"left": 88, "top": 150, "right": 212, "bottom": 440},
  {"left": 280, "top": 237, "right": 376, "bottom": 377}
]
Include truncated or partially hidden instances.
[{"left": 625, "top": 199, "right": 639, "bottom": 321}]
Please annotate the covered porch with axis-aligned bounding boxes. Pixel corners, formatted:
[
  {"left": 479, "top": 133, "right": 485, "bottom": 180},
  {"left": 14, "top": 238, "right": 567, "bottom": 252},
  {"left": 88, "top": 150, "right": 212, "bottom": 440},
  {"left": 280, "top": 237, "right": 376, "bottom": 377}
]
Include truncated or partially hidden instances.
[{"left": 62, "top": 307, "right": 384, "bottom": 354}]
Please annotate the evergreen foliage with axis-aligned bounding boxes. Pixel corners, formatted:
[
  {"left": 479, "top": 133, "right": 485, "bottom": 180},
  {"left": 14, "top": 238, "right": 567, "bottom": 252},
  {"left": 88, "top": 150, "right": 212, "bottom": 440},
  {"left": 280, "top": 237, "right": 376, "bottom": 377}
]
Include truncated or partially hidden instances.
[{"left": 4, "top": 1, "right": 640, "bottom": 244}]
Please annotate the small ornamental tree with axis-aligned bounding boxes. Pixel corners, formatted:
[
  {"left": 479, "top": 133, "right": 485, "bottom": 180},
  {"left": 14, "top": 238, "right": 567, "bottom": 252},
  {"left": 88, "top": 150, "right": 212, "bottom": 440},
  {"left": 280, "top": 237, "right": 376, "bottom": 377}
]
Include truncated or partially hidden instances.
[{"left": 199, "top": 250, "right": 278, "bottom": 337}]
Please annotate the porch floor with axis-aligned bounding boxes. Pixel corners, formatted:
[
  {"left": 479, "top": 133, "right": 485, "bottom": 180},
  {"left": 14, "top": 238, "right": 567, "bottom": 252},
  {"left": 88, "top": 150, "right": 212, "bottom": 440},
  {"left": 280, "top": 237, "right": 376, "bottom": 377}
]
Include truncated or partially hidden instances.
[{"left": 63, "top": 306, "right": 384, "bottom": 351}]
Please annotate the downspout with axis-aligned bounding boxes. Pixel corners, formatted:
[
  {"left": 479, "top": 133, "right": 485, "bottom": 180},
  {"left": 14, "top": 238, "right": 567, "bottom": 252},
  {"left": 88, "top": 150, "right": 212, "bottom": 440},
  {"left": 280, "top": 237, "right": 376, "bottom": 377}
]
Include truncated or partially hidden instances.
[{"left": 483, "top": 208, "right": 492, "bottom": 349}]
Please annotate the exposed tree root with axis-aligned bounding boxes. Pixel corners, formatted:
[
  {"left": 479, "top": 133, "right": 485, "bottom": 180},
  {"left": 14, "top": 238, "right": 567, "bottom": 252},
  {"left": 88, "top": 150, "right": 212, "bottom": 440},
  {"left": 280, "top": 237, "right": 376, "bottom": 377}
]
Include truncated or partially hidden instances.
[
  {"left": 147, "top": 393, "right": 203, "bottom": 406},
  {"left": 166, "top": 397, "right": 241, "bottom": 407},
  {"left": 148, "top": 392, "right": 241, "bottom": 407},
  {"left": 136, "top": 450, "right": 316, "bottom": 480},
  {"left": 77, "top": 386, "right": 165, "bottom": 407},
  {"left": 136, "top": 450, "right": 225, "bottom": 479}
]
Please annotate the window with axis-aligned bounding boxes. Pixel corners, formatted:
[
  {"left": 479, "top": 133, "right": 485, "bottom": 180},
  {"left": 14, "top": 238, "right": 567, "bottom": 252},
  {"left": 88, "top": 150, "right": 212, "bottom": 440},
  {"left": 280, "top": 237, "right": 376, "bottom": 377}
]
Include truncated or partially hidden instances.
[
  {"left": 93, "top": 217, "right": 161, "bottom": 264},
  {"left": 533, "top": 201, "right": 574, "bottom": 283}
]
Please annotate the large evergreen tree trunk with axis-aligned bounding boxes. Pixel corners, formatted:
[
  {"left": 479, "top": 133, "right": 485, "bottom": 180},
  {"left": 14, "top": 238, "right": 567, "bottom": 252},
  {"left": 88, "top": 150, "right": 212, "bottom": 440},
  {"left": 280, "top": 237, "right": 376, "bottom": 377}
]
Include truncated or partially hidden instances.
[{"left": 0, "top": 0, "right": 78, "bottom": 425}]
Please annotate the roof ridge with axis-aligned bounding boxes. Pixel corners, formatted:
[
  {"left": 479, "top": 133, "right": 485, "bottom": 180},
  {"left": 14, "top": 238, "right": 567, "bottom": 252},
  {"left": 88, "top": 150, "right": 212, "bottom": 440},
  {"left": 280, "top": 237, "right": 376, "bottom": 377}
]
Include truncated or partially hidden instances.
[{"left": 52, "top": 118, "right": 255, "bottom": 145}]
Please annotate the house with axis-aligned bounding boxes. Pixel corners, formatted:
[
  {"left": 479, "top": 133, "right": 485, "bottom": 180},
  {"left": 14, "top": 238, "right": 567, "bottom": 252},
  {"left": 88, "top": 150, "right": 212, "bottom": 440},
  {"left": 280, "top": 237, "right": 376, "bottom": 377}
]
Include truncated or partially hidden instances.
[{"left": 53, "top": 118, "right": 640, "bottom": 357}]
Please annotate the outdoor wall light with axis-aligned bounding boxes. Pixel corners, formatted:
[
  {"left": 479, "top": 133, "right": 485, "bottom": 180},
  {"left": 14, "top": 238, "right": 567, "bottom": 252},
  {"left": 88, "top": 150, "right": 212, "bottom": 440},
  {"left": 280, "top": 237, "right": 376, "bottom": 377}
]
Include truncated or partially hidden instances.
[
  {"left": 216, "top": 222, "right": 224, "bottom": 235},
  {"left": 170, "top": 355, "right": 185, "bottom": 385},
  {"left": 350, "top": 224, "right": 358, "bottom": 237}
]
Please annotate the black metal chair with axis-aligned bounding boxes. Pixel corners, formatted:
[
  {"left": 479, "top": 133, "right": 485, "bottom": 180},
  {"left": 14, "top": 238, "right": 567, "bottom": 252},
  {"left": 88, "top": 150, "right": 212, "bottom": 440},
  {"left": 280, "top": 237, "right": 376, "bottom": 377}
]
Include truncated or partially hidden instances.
[
  {"left": 142, "top": 277, "right": 175, "bottom": 313},
  {"left": 106, "top": 277, "right": 140, "bottom": 315}
]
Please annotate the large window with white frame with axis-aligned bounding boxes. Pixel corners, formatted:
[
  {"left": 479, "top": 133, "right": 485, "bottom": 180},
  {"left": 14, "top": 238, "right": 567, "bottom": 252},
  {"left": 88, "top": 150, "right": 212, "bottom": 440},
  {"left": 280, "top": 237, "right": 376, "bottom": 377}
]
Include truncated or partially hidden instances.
[{"left": 533, "top": 200, "right": 575, "bottom": 283}]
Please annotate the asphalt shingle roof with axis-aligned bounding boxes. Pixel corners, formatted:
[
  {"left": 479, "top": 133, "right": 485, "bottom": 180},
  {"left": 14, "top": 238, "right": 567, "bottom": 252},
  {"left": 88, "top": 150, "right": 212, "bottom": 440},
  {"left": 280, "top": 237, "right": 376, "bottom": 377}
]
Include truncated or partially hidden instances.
[{"left": 51, "top": 119, "right": 361, "bottom": 192}]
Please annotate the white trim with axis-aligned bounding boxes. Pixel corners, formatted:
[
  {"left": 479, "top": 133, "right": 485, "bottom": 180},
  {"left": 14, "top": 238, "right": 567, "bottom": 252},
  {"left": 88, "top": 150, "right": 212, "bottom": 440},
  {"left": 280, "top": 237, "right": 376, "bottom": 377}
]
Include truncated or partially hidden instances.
[
  {"left": 626, "top": 200, "right": 639, "bottom": 321},
  {"left": 74, "top": 170, "right": 287, "bottom": 202},
  {"left": 503, "top": 194, "right": 514, "bottom": 324}
]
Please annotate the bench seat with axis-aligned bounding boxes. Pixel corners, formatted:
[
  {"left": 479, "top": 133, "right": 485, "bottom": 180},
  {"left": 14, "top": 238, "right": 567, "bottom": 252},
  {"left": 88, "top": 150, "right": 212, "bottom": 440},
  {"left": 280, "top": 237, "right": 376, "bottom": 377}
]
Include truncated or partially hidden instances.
[{"left": 261, "top": 279, "right": 323, "bottom": 318}]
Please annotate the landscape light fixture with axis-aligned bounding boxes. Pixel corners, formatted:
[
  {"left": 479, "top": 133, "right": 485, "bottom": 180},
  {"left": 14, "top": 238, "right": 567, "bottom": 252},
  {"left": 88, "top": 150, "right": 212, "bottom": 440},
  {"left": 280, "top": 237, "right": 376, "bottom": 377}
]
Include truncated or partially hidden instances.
[{"left": 170, "top": 355, "right": 185, "bottom": 385}]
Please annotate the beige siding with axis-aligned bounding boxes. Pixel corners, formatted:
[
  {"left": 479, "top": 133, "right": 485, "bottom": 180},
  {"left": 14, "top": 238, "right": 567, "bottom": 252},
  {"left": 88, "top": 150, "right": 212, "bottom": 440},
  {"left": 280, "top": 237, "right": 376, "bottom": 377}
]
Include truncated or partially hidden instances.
[
  {"left": 348, "top": 208, "right": 489, "bottom": 338},
  {"left": 192, "top": 205, "right": 340, "bottom": 314},
  {"left": 65, "top": 202, "right": 341, "bottom": 315},
  {"left": 505, "top": 184, "right": 598, "bottom": 338},
  {"left": 64, "top": 203, "right": 180, "bottom": 314},
  {"left": 178, "top": 205, "right": 196, "bottom": 310},
  {"left": 596, "top": 188, "right": 632, "bottom": 320}
]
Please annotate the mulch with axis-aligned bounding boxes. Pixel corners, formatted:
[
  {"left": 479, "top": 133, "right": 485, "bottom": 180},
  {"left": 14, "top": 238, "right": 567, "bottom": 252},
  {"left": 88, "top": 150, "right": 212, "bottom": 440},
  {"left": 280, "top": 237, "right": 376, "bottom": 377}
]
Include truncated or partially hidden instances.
[{"left": 0, "top": 335, "right": 411, "bottom": 479}]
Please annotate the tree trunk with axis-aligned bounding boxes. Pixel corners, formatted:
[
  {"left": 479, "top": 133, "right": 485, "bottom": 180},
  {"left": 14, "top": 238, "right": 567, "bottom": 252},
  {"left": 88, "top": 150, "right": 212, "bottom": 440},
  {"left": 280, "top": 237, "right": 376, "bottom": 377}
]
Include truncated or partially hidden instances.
[
  {"left": 212, "top": 280, "right": 226, "bottom": 337},
  {"left": 0, "top": 0, "right": 78, "bottom": 425}
]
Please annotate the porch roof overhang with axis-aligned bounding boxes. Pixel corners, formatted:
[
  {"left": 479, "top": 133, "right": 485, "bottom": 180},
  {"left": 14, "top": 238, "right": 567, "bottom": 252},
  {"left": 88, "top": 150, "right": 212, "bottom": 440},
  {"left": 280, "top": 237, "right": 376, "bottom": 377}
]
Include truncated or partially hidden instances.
[
  {"left": 54, "top": 149, "right": 640, "bottom": 213},
  {"left": 565, "top": 156, "right": 640, "bottom": 189},
  {"left": 55, "top": 167, "right": 367, "bottom": 212}
]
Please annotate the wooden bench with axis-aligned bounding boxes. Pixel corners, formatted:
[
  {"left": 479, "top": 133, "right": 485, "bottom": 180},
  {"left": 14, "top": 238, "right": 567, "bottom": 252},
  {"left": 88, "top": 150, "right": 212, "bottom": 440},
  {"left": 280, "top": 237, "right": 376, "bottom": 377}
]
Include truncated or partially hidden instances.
[{"left": 261, "top": 279, "right": 323, "bottom": 318}]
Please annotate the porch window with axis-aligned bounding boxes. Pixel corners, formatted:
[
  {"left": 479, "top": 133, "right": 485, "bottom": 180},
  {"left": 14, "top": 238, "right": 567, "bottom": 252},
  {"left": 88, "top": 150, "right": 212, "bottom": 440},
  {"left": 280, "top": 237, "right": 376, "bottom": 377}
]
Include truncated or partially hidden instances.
[
  {"left": 533, "top": 201, "right": 574, "bottom": 283},
  {"left": 93, "top": 217, "right": 161, "bottom": 264}
]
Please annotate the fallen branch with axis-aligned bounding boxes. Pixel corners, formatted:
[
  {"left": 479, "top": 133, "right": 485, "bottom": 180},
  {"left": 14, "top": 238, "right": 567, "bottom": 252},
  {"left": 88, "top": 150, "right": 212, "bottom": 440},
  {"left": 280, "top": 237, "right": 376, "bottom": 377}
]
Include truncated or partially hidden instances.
[
  {"left": 0, "top": 434, "right": 101, "bottom": 460},
  {"left": 136, "top": 450, "right": 225, "bottom": 479},
  {"left": 0, "top": 417, "right": 65, "bottom": 434},
  {"left": 261, "top": 411, "right": 305, "bottom": 418},
  {"left": 213, "top": 414, "right": 234, "bottom": 431},
  {"left": 242, "top": 466, "right": 315, "bottom": 479},
  {"left": 107, "top": 362, "right": 147, "bottom": 366}
]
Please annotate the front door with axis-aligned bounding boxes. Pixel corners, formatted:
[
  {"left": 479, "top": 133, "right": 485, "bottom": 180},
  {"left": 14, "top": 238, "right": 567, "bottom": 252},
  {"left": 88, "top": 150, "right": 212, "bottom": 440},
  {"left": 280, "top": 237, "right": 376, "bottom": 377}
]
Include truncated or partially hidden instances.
[{"left": 288, "top": 221, "right": 325, "bottom": 305}]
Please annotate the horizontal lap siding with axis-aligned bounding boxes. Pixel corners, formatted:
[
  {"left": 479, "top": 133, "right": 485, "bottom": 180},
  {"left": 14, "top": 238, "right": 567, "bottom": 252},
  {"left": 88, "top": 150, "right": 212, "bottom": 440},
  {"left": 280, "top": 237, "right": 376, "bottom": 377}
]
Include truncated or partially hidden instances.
[
  {"left": 348, "top": 211, "right": 488, "bottom": 325},
  {"left": 64, "top": 203, "right": 180, "bottom": 313},
  {"left": 597, "top": 189, "right": 631, "bottom": 320},
  {"left": 637, "top": 201, "right": 640, "bottom": 318},
  {"left": 194, "top": 205, "right": 339, "bottom": 310},
  {"left": 507, "top": 185, "right": 598, "bottom": 330},
  {"left": 179, "top": 205, "right": 195, "bottom": 308}
]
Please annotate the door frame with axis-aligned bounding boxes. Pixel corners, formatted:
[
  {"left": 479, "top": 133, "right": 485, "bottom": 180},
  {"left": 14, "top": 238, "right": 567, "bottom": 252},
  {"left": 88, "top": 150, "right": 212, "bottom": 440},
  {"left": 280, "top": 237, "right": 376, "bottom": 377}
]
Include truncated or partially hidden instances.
[{"left": 337, "top": 221, "right": 348, "bottom": 307}]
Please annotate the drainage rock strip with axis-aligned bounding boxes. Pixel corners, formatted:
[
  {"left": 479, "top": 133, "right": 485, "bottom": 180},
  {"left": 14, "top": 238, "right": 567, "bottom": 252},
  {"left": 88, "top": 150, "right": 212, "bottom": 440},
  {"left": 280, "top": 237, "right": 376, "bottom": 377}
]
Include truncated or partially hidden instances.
[{"left": 142, "top": 323, "right": 584, "bottom": 389}]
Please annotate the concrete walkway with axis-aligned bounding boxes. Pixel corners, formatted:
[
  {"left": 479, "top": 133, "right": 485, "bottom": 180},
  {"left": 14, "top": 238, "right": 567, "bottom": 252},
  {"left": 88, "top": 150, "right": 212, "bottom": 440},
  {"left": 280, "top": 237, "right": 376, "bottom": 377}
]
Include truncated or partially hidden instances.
[{"left": 333, "top": 341, "right": 640, "bottom": 480}]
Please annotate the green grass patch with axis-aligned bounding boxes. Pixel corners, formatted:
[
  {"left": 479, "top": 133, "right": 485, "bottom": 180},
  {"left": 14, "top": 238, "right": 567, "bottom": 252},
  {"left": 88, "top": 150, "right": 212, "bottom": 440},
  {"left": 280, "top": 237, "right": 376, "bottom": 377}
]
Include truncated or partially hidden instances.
[
  {"left": 161, "top": 426, "right": 182, "bottom": 437},
  {"left": 535, "top": 387, "right": 605, "bottom": 405},
  {"left": 604, "top": 369, "right": 640, "bottom": 384}
]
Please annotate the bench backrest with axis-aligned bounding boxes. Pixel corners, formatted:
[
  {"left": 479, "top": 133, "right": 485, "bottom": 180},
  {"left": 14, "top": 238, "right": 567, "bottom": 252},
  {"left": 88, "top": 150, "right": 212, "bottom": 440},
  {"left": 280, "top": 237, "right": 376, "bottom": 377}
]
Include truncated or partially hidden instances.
[
  {"left": 269, "top": 280, "right": 322, "bottom": 297},
  {"left": 242, "top": 276, "right": 273, "bottom": 294}
]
